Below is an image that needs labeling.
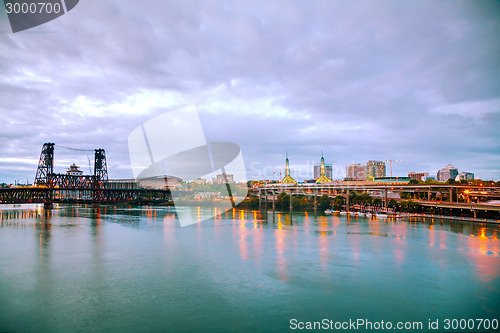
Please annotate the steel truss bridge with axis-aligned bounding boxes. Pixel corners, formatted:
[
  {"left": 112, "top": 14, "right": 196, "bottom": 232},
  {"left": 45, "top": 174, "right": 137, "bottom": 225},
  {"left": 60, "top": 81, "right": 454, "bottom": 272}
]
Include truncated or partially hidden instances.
[
  {"left": 0, "top": 143, "right": 171, "bottom": 207},
  {"left": 0, "top": 187, "right": 171, "bottom": 204}
]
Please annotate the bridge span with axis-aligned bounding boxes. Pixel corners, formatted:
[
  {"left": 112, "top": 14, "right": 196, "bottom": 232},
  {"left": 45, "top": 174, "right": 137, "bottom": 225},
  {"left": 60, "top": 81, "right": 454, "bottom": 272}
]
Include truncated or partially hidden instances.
[{"left": 254, "top": 183, "right": 500, "bottom": 216}]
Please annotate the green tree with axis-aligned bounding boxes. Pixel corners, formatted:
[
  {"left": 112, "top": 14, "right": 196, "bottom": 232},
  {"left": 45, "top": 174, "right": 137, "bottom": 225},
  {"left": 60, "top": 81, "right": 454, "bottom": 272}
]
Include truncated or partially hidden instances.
[
  {"left": 332, "top": 195, "right": 345, "bottom": 210},
  {"left": 276, "top": 192, "right": 290, "bottom": 209},
  {"left": 409, "top": 179, "right": 419, "bottom": 185},
  {"left": 388, "top": 199, "right": 398, "bottom": 209},
  {"left": 249, "top": 196, "right": 259, "bottom": 208},
  {"left": 292, "top": 196, "right": 302, "bottom": 209},
  {"left": 400, "top": 192, "right": 411, "bottom": 199},
  {"left": 359, "top": 192, "right": 372, "bottom": 205},
  {"left": 398, "top": 200, "right": 408, "bottom": 212},
  {"left": 407, "top": 200, "right": 419, "bottom": 212},
  {"left": 319, "top": 194, "right": 331, "bottom": 211}
]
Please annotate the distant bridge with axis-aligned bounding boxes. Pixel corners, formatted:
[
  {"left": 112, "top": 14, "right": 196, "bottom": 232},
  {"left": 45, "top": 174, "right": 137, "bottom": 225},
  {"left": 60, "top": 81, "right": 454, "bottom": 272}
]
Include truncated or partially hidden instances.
[
  {"left": 0, "top": 143, "right": 171, "bottom": 207},
  {"left": 0, "top": 187, "right": 171, "bottom": 204}
]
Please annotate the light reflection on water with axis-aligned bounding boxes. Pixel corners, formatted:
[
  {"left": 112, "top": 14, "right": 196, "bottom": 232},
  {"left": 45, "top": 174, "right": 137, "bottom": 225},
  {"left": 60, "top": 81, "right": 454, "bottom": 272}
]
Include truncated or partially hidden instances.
[{"left": 0, "top": 204, "right": 499, "bottom": 332}]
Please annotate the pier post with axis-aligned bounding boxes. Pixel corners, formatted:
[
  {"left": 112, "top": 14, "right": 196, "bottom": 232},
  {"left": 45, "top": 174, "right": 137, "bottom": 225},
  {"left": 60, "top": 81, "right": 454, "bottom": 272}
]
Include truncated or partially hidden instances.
[
  {"left": 265, "top": 190, "right": 268, "bottom": 209},
  {"left": 272, "top": 190, "right": 275, "bottom": 211},
  {"left": 384, "top": 187, "right": 388, "bottom": 212},
  {"left": 449, "top": 188, "right": 453, "bottom": 203},
  {"left": 44, "top": 189, "right": 53, "bottom": 209},
  {"left": 289, "top": 189, "right": 293, "bottom": 211},
  {"left": 428, "top": 188, "right": 431, "bottom": 201},
  {"left": 346, "top": 189, "right": 350, "bottom": 212},
  {"left": 314, "top": 189, "right": 317, "bottom": 211}
]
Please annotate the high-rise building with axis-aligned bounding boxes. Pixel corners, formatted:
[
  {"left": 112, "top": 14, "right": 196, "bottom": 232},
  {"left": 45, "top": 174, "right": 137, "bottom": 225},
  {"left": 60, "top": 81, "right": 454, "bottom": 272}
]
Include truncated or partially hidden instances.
[
  {"left": 314, "top": 164, "right": 333, "bottom": 180},
  {"left": 456, "top": 172, "right": 474, "bottom": 181},
  {"left": 437, "top": 164, "right": 459, "bottom": 182},
  {"left": 408, "top": 172, "right": 429, "bottom": 181},
  {"left": 366, "top": 161, "right": 386, "bottom": 178},
  {"left": 346, "top": 163, "right": 366, "bottom": 180}
]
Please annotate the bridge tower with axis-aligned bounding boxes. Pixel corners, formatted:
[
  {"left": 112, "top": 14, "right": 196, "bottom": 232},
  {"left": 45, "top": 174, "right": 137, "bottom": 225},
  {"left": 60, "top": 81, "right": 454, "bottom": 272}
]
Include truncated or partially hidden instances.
[
  {"left": 92, "top": 149, "right": 108, "bottom": 207},
  {"left": 93, "top": 149, "right": 108, "bottom": 182},
  {"left": 34, "top": 142, "right": 55, "bottom": 186}
]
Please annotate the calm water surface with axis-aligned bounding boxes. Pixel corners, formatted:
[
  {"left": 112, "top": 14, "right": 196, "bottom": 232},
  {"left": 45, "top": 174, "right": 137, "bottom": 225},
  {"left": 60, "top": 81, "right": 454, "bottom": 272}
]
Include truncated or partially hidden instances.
[{"left": 0, "top": 204, "right": 499, "bottom": 332}]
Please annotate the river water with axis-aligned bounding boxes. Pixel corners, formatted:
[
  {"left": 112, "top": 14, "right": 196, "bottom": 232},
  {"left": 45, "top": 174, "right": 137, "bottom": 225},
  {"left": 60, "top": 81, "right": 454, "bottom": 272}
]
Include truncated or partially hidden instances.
[{"left": 0, "top": 204, "right": 499, "bottom": 332}]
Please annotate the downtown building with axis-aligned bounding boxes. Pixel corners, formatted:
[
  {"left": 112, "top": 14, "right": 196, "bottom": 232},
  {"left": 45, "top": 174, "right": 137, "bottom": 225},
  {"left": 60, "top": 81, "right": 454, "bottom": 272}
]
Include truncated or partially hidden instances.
[
  {"left": 346, "top": 163, "right": 366, "bottom": 180},
  {"left": 366, "top": 161, "right": 386, "bottom": 178},
  {"left": 314, "top": 164, "right": 333, "bottom": 180},
  {"left": 437, "top": 164, "right": 459, "bottom": 182},
  {"left": 456, "top": 172, "right": 474, "bottom": 181},
  {"left": 212, "top": 173, "right": 234, "bottom": 183},
  {"left": 408, "top": 172, "right": 429, "bottom": 181}
]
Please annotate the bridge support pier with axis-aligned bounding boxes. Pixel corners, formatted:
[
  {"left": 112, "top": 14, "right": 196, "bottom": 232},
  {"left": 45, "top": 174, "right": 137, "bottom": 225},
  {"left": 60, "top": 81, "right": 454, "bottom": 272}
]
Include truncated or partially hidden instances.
[
  {"left": 92, "top": 202, "right": 101, "bottom": 209},
  {"left": 384, "top": 187, "right": 388, "bottom": 213},
  {"left": 43, "top": 202, "right": 53, "bottom": 209},
  {"left": 314, "top": 190, "right": 317, "bottom": 211},
  {"left": 258, "top": 189, "right": 262, "bottom": 210},
  {"left": 272, "top": 190, "right": 275, "bottom": 211},
  {"left": 289, "top": 189, "right": 293, "bottom": 211},
  {"left": 346, "top": 189, "right": 350, "bottom": 212}
]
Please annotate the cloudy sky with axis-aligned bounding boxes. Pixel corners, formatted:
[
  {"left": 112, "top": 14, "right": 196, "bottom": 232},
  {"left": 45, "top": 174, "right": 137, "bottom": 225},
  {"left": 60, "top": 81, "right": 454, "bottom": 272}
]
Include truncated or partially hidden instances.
[{"left": 1, "top": 0, "right": 499, "bottom": 183}]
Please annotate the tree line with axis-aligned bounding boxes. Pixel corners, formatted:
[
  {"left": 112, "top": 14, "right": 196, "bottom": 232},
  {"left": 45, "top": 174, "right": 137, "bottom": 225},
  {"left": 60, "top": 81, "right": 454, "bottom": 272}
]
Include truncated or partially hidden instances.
[{"left": 241, "top": 192, "right": 422, "bottom": 213}]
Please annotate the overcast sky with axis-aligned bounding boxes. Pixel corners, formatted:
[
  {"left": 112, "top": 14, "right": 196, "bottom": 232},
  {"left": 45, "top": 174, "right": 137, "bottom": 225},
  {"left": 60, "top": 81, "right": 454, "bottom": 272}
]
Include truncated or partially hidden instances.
[{"left": 1, "top": 0, "right": 499, "bottom": 183}]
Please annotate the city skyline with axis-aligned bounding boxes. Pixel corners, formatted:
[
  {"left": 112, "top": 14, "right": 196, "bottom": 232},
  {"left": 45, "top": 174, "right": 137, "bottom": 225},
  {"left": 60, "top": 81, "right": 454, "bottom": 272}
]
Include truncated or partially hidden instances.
[
  {"left": 0, "top": 148, "right": 482, "bottom": 184},
  {"left": 252, "top": 154, "right": 477, "bottom": 182},
  {"left": 1, "top": 1, "right": 499, "bottom": 183}
]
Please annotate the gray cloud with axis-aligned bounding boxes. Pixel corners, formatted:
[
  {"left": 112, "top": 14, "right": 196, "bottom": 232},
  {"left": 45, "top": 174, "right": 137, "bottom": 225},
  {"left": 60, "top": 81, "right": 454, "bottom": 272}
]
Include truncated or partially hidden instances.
[{"left": 0, "top": 0, "right": 499, "bottom": 183}]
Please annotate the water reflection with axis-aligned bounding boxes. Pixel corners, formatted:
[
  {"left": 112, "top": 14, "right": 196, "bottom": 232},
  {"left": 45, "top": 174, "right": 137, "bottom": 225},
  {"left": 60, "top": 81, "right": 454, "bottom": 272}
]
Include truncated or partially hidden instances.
[{"left": 1, "top": 204, "right": 500, "bottom": 312}]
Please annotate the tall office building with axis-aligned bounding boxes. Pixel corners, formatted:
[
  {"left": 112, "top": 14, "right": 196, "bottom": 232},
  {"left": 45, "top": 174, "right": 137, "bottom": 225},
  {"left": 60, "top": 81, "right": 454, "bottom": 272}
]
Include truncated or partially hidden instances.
[
  {"left": 456, "top": 172, "right": 474, "bottom": 181},
  {"left": 437, "top": 164, "right": 459, "bottom": 182},
  {"left": 366, "top": 161, "right": 386, "bottom": 178},
  {"left": 346, "top": 163, "right": 366, "bottom": 180},
  {"left": 314, "top": 164, "right": 333, "bottom": 180}
]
